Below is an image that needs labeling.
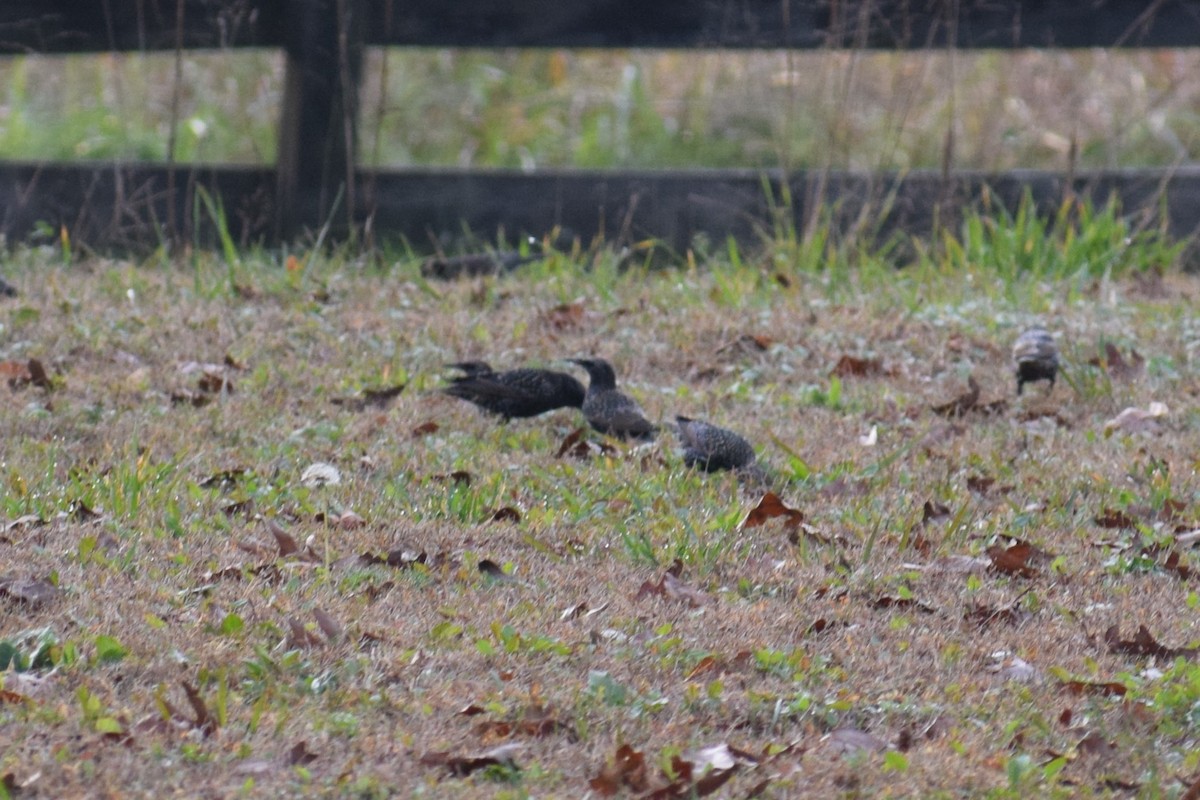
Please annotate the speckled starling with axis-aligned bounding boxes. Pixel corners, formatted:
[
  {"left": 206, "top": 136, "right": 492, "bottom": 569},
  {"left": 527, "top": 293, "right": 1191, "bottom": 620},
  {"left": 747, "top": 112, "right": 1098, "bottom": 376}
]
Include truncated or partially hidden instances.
[
  {"left": 443, "top": 361, "right": 585, "bottom": 420},
  {"left": 569, "top": 358, "right": 657, "bottom": 441},
  {"left": 1012, "top": 326, "right": 1059, "bottom": 395},
  {"left": 674, "top": 416, "right": 757, "bottom": 472},
  {"left": 420, "top": 252, "right": 539, "bottom": 280}
]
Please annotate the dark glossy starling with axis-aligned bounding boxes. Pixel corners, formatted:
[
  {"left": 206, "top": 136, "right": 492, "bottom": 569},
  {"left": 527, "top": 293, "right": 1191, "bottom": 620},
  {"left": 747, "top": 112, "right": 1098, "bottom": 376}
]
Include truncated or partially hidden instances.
[
  {"left": 443, "top": 361, "right": 585, "bottom": 420},
  {"left": 570, "top": 358, "right": 657, "bottom": 441},
  {"left": 1013, "top": 326, "right": 1059, "bottom": 395},
  {"left": 675, "top": 416, "right": 757, "bottom": 472},
  {"left": 420, "top": 252, "right": 539, "bottom": 280}
]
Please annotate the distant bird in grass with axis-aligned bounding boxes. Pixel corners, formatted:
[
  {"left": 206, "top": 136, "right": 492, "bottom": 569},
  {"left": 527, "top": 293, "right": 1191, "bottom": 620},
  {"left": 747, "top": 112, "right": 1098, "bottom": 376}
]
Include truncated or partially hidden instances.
[
  {"left": 1012, "top": 326, "right": 1060, "bottom": 395},
  {"left": 0, "top": 276, "right": 15, "bottom": 297},
  {"left": 420, "top": 252, "right": 539, "bottom": 280},
  {"left": 674, "top": 416, "right": 757, "bottom": 473},
  {"left": 569, "top": 358, "right": 658, "bottom": 441},
  {"left": 442, "top": 361, "right": 585, "bottom": 420}
]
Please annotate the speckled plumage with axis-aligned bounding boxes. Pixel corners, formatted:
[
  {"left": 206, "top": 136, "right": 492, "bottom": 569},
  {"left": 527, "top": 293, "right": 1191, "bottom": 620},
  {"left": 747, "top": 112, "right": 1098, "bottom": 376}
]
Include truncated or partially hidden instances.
[
  {"left": 675, "top": 416, "right": 757, "bottom": 472},
  {"left": 570, "top": 358, "right": 657, "bottom": 441},
  {"left": 1012, "top": 326, "right": 1059, "bottom": 395},
  {"left": 443, "top": 362, "right": 585, "bottom": 420}
]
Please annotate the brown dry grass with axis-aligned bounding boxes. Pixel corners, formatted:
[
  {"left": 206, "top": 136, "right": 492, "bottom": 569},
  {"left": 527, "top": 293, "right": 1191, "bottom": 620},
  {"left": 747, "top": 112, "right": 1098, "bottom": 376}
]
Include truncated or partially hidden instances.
[{"left": 2, "top": 256, "right": 1200, "bottom": 798}]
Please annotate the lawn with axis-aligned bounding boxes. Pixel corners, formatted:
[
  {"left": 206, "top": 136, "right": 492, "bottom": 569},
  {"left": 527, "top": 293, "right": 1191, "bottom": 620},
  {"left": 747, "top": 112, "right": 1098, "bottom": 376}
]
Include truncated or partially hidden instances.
[{"left": 2, "top": 210, "right": 1200, "bottom": 798}]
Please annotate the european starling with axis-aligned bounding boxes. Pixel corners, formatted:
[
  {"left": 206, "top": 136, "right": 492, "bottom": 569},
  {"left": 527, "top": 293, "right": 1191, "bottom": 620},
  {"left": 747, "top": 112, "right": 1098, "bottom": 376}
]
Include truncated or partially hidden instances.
[
  {"left": 675, "top": 416, "right": 758, "bottom": 472},
  {"left": 569, "top": 358, "right": 657, "bottom": 441},
  {"left": 420, "top": 252, "right": 539, "bottom": 280},
  {"left": 1012, "top": 326, "right": 1059, "bottom": 395},
  {"left": 443, "top": 361, "right": 585, "bottom": 420}
]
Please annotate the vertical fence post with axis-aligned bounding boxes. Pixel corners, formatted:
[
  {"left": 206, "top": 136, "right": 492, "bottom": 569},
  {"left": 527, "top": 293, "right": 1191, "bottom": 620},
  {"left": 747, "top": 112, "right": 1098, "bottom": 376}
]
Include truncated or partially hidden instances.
[{"left": 275, "top": 0, "right": 363, "bottom": 241}]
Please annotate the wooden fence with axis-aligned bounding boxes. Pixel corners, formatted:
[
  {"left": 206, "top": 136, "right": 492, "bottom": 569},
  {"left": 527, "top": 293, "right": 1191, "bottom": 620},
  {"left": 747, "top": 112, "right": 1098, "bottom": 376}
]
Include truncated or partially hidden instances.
[{"left": 1, "top": 1, "right": 1199, "bottom": 253}]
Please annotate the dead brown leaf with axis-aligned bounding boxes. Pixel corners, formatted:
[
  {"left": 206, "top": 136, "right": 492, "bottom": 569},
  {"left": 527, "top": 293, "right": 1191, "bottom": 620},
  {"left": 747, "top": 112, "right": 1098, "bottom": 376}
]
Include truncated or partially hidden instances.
[
  {"left": 411, "top": 420, "right": 440, "bottom": 437},
  {"left": 286, "top": 740, "right": 319, "bottom": 766},
  {"left": 921, "top": 499, "right": 951, "bottom": 524},
  {"left": 590, "top": 743, "right": 648, "bottom": 795},
  {"left": 286, "top": 617, "right": 325, "bottom": 650},
  {"left": 543, "top": 301, "right": 585, "bottom": 330},
  {"left": 931, "top": 377, "right": 981, "bottom": 418},
  {"left": 489, "top": 506, "right": 522, "bottom": 524},
  {"left": 830, "top": 354, "right": 887, "bottom": 378},
  {"left": 987, "top": 540, "right": 1050, "bottom": 578},
  {"left": 312, "top": 608, "right": 343, "bottom": 643},
  {"left": 556, "top": 427, "right": 617, "bottom": 459},
  {"left": 431, "top": 470, "right": 473, "bottom": 486},
  {"left": 1094, "top": 507, "right": 1138, "bottom": 529},
  {"left": 1105, "top": 624, "right": 1198, "bottom": 660},
  {"left": 266, "top": 519, "right": 300, "bottom": 557},
  {"left": 636, "top": 568, "right": 708, "bottom": 607},
  {"left": 421, "top": 743, "right": 523, "bottom": 777},
  {"left": 478, "top": 559, "right": 515, "bottom": 581},
  {"left": 740, "top": 492, "right": 803, "bottom": 530},
  {"left": 873, "top": 595, "right": 936, "bottom": 614},
  {"left": 1060, "top": 678, "right": 1127, "bottom": 698},
  {"left": 1, "top": 358, "right": 52, "bottom": 390},
  {"left": 1089, "top": 342, "right": 1144, "bottom": 381},
  {"left": 964, "top": 601, "right": 1031, "bottom": 628}
]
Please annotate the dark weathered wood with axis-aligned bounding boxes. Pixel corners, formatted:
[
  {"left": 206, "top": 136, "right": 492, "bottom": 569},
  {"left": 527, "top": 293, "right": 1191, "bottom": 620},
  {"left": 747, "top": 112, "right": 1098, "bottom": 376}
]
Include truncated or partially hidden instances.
[
  {"left": 1, "top": 1, "right": 1197, "bottom": 53},
  {"left": 1, "top": 0, "right": 1198, "bottom": 248},
  {"left": 0, "top": 162, "right": 274, "bottom": 250},
  {"left": 0, "top": 0, "right": 280, "bottom": 53},
  {"left": 3, "top": 162, "right": 1197, "bottom": 255},
  {"left": 275, "top": 0, "right": 364, "bottom": 239},
  {"left": 366, "top": 0, "right": 1200, "bottom": 50}
]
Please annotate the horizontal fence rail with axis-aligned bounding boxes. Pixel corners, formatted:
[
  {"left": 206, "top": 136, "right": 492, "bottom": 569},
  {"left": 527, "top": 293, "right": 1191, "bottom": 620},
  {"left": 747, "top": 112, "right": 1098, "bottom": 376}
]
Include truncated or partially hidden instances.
[
  {"left": 0, "top": 1, "right": 1198, "bottom": 252},
  {"left": 4, "top": 1, "right": 1199, "bottom": 53}
]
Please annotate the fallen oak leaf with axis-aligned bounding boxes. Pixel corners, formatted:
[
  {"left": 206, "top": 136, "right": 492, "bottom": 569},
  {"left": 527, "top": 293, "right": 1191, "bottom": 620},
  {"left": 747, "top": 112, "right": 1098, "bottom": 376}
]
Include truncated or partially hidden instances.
[
  {"left": 556, "top": 426, "right": 618, "bottom": 459},
  {"left": 543, "top": 300, "right": 586, "bottom": 331},
  {"left": 285, "top": 617, "right": 325, "bottom": 650},
  {"left": 182, "top": 681, "right": 217, "bottom": 737},
  {"left": 987, "top": 539, "right": 1051, "bottom": 578},
  {"left": 1094, "top": 507, "right": 1139, "bottom": 529},
  {"left": 1089, "top": 343, "right": 1144, "bottom": 381},
  {"left": 873, "top": 595, "right": 936, "bottom": 614},
  {"left": 286, "top": 740, "right": 319, "bottom": 766},
  {"left": 1059, "top": 677, "right": 1127, "bottom": 697},
  {"left": 266, "top": 519, "right": 300, "bottom": 557},
  {"left": 931, "top": 376, "right": 980, "bottom": 418},
  {"left": 479, "top": 559, "right": 516, "bottom": 582},
  {"left": 312, "top": 608, "right": 344, "bottom": 644},
  {"left": 590, "top": 743, "right": 649, "bottom": 796},
  {"left": 1103, "top": 402, "right": 1167, "bottom": 437},
  {"left": 411, "top": 421, "right": 440, "bottom": 437},
  {"left": 920, "top": 499, "right": 951, "bottom": 524},
  {"left": 739, "top": 492, "right": 803, "bottom": 530},
  {"left": 830, "top": 354, "right": 887, "bottom": 378},
  {"left": 488, "top": 506, "right": 522, "bottom": 524},
  {"left": 1105, "top": 624, "right": 1198, "bottom": 660},
  {"left": 420, "top": 743, "right": 524, "bottom": 777},
  {"left": 430, "top": 470, "right": 473, "bottom": 486}
]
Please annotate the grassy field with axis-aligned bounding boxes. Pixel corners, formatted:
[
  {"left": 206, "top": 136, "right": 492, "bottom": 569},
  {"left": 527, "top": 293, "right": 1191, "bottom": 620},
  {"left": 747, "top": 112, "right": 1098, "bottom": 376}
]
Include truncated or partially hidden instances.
[
  {"left": 2, "top": 207, "right": 1200, "bottom": 798},
  {"left": 2, "top": 48, "right": 1197, "bottom": 170}
]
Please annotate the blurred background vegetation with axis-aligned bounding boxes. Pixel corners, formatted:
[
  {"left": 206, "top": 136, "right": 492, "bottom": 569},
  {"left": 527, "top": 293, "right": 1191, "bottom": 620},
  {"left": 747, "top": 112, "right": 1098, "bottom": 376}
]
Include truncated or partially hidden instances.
[{"left": 0, "top": 48, "right": 1196, "bottom": 171}]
